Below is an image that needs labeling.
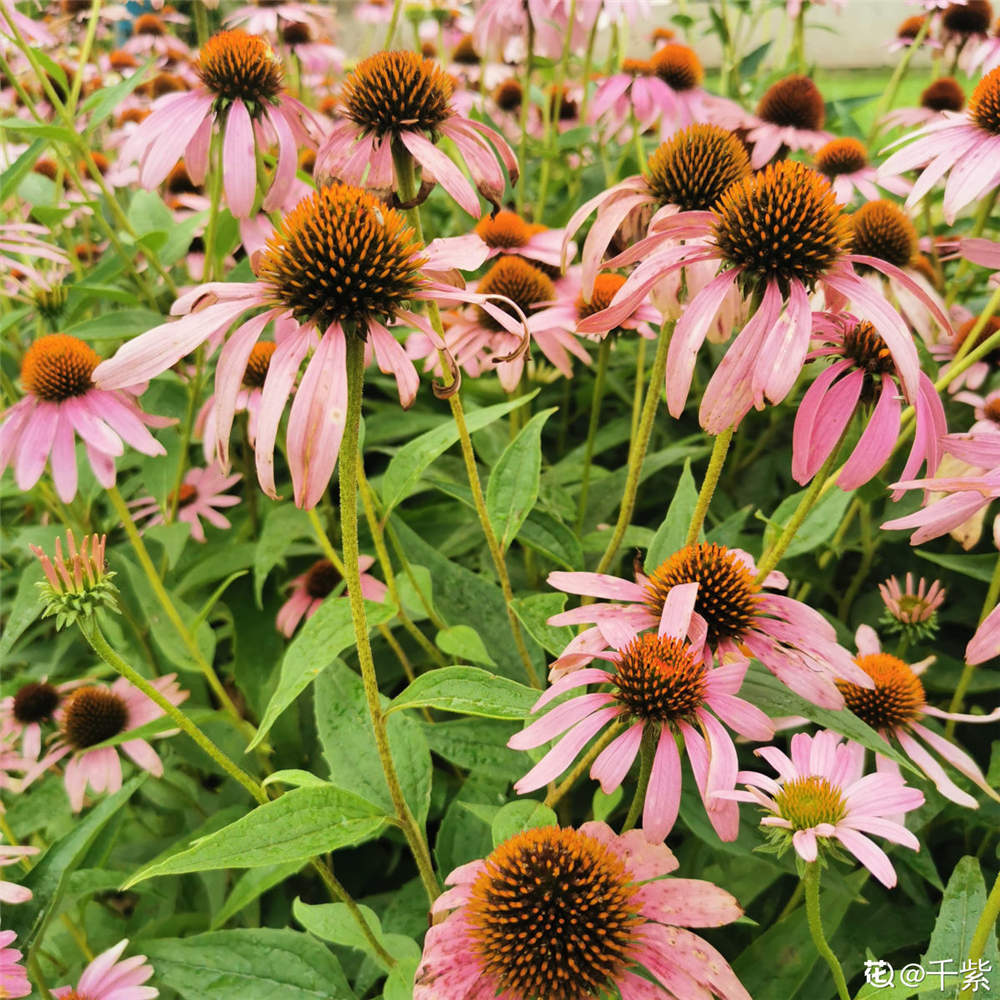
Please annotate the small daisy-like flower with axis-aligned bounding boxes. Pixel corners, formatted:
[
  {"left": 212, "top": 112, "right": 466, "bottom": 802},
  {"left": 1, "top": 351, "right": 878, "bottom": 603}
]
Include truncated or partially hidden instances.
[
  {"left": 581, "top": 161, "right": 947, "bottom": 432},
  {"left": 119, "top": 28, "right": 319, "bottom": 218},
  {"left": 0, "top": 930, "right": 31, "bottom": 999},
  {"left": 129, "top": 464, "right": 242, "bottom": 543},
  {"left": 510, "top": 584, "right": 773, "bottom": 842},
  {"left": 648, "top": 42, "right": 710, "bottom": 132},
  {"left": 548, "top": 542, "right": 872, "bottom": 709},
  {"left": 30, "top": 530, "right": 119, "bottom": 631},
  {"left": 1, "top": 837, "right": 38, "bottom": 905},
  {"left": 792, "top": 312, "right": 947, "bottom": 491},
  {"left": 838, "top": 626, "right": 1000, "bottom": 807},
  {"left": 40, "top": 675, "right": 187, "bottom": 812},
  {"left": 879, "top": 573, "right": 946, "bottom": 640},
  {"left": 416, "top": 822, "right": 751, "bottom": 1000},
  {"left": 814, "top": 137, "right": 910, "bottom": 204},
  {"left": 879, "top": 65, "right": 1000, "bottom": 223},
  {"left": 725, "top": 730, "right": 924, "bottom": 886},
  {"left": 0, "top": 677, "right": 79, "bottom": 760},
  {"left": 315, "top": 50, "right": 516, "bottom": 217},
  {"left": 93, "top": 184, "right": 513, "bottom": 508},
  {"left": 276, "top": 556, "right": 388, "bottom": 637},
  {"left": 52, "top": 938, "right": 157, "bottom": 1000},
  {"left": 967, "top": 601, "right": 1000, "bottom": 663},
  {"left": 0, "top": 334, "right": 169, "bottom": 502}
]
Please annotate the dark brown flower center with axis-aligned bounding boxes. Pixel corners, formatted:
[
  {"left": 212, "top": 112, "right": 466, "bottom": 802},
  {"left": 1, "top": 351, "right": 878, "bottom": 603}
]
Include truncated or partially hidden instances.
[
  {"left": 921, "top": 77, "right": 965, "bottom": 112},
  {"left": 13, "top": 681, "right": 60, "bottom": 724},
  {"left": 984, "top": 396, "right": 1000, "bottom": 424},
  {"left": 342, "top": 50, "right": 454, "bottom": 137},
  {"left": 713, "top": 161, "right": 849, "bottom": 293},
  {"left": 475, "top": 258, "right": 555, "bottom": 331},
  {"left": 21, "top": 334, "right": 99, "bottom": 402},
  {"left": 969, "top": 66, "right": 1000, "bottom": 134},
  {"left": 281, "top": 21, "right": 312, "bottom": 46},
  {"left": 815, "top": 137, "right": 868, "bottom": 177},
  {"left": 757, "top": 74, "right": 826, "bottom": 131},
  {"left": 614, "top": 633, "right": 706, "bottom": 722},
  {"left": 646, "top": 124, "right": 751, "bottom": 212},
  {"left": 110, "top": 49, "right": 139, "bottom": 70},
  {"left": 849, "top": 199, "right": 917, "bottom": 269},
  {"left": 897, "top": 14, "right": 926, "bottom": 40},
  {"left": 304, "top": 558, "right": 341, "bottom": 599},
  {"left": 549, "top": 85, "right": 578, "bottom": 121},
  {"left": 952, "top": 315, "right": 1000, "bottom": 361},
  {"left": 577, "top": 273, "right": 627, "bottom": 320},
  {"left": 841, "top": 320, "right": 894, "bottom": 376},
  {"left": 465, "top": 827, "right": 642, "bottom": 1000},
  {"left": 257, "top": 184, "right": 425, "bottom": 330},
  {"left": 197, "top": 30, "right": 283, "bottom": 110},
  {"left": 942, "top": 0, "right": 993, "bottom": 35},
  {"left": 650, "top": 43, "right": 703, "bottom": 91},
  {"left": 837, "top": 653, "right": 925, "bottom": 729},
  {"left": 644, "top": 542, "right": 760, "bottom": 647},
  {"left": 166, "top": 160, "right": 198, "bottom": 195},
  {"left": 62, "top": 686, "right": 128, "bottom": 749},
  {"left": 493, "top": 77, "right": 522, "bottom": 111},
  {"left": 475, "top": 210, "right": 533, "bottom": 249},
  {"left": 452, "top": 33, "right": 479, "bottom": 64},
  {"left": 133, "top": 12, "right": 166, "bottom": 35},
  {"left": 242, "top": 341, "right": 276, "bottom": 387},
  {"left": 773, "top": 776, "right": 847, "bottom": 829}
]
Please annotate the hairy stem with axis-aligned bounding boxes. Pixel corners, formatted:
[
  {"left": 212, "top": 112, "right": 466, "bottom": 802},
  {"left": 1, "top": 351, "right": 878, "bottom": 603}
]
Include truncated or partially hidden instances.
[
  {"left": 577, "top": 337, "right": 612, "bottom": 530},
  {"left": 621, "top": 726, "right": 656, "bottom": 833},
  {"left": 686, "top": 427, "right": 734, "bottom": 547},
  {"left": 804, "top": 863, "right": 852, "bottom": 1000}
]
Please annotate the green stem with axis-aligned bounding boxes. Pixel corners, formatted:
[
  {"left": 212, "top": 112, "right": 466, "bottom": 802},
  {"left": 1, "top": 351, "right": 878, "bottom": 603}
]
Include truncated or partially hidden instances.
[
  {"left": 165, "top": 347, "right": 205, "bottom": 529},
  {"left": 594, "top": 321, "right": 673, "bottom": 575},
  {"left": 545, "top": 721, "right": 623, "bottom": 809},
  {"left": 515, "top": 13, "right": 534, "bottom": 214},
  {"left": 959, "top": 872, "right": 1000, "bottom": 1000},
  {"left": 804, "top": 864, "right": 852, "bottom": 1000},
  {"left": 577, "top": 14, "right": 601, "bottom": 123},
  {"left": 202, "top": 132, "right": 225, "bottom": 283},
  {"left": 945, "top": 553, "right": 1000, "bottom": 737},
  {"left": 755, "top": 447, "right": 841, "bottom": 583},
  {"left": 67, "top": 0, "right": 101, "bottom": 112},
  {"left": 535, "top": 0, "right": 577, "bottom": 219},
  {"left": 869, "top": 15, "right": 931, "bottom": 146},
  {"left": 193, "top": 0, "right": 210, "bottom": 46},
  {"left": 383, "top": 0, "right": 404, "bottom": 49},
  {"left": 945, "top": 191, "right": 1000, "bottom": 307},
  {"left": 577, "top": 337, "right": 612, "bottom": 530},
  {"left": 791, "top": 5, "right": 807, "bottom": 74},
  {"left": 28, "top": 953, "right": 54, "bottom": 1000},
  {"left": 106, "top": 484, "right": 244, "bottom": 728},
  {"left": 339, "top": 336, "right": 440, "bottom": 904},
  {"left": 630, "top": 336, "right": 646, "bottom": 442},
  {"left": 686, "top": 427, "right": 734, "bottom": 547},
  {"left": 621, "top": 726, "right": 656, "bottom": 832}
]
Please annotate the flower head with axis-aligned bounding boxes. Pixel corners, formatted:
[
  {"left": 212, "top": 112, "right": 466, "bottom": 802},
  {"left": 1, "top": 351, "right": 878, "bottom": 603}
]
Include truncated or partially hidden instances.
[
  {"left": 0, "top": 931, "right": 31, "bottom": 999},
  {"left": 416, "top": 821, "right": 751, "bottom": 1000},
  {"left": 727, "top": 730, "right": 923, "bottom": 886},
  {"left": 1, "top": 677, "right": 80, "bottom": 761},
  {"left": 52, "top": 938, "right": 157, "bottom": 1000},
  {"left": 129, "top": 464, "right": 242, "bottom": 543},
  {"left": 30, "top": 531, "right": 118, "bottom": 630},
  {"left": 879, "top": 573, "right": 946, "bottom": 640},
  {"left": 277, "top": 556, "right": 388, "bottom": 636}
]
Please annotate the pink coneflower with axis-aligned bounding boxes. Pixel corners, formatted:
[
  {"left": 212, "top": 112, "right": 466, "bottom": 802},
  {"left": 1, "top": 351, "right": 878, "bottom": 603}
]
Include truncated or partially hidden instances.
[
  {"left": 224, "top": 0, "right": 336, "bottom": 38},
  {"left": 93, "top": 184, "right": 519, "bottom": 509},
  {"left": 814, "top": 137, "right": 911, "bottom": 204},
  {"left": 0, "top": 931, "right": 31, "bottom": 999},
  {"left": 957, "top": 234, "right": 1000, "bottom": 282},
  {"left": 0, "top": 678, "right": 79, "bottom": 760},
  {"left": 129, "top": 463, "right": 242, "bottom": 543},
  {"left": 967, "top": 602, "right": 1000, "bottom": 662},
  {"left": 939, "top": 0, "right": 993, "bottom": 45},
  {"left": 589, "top": 58, "right": 677, "bottom": 134},
  {"left": 879, "top": 66, "right": 1000, "bottom": 224},
  {"left": 838, "top": 626, "right": 1000, "bottom": 808},
  {"left": 119, "top": 28, "right": 319, "bottom": 218},
  {"left": 0, "top": 221, "right": 69, "bottom": 291},
  {"left": 967, "top": 15, "right": 1000, "bottom": 72},
  {"left": 52, "top": 939, "right": 157, "bottom": 1000},
  {"left": 1, "top": 837, "right": 37, "bottom": 904},
  {"left": 647, "top": 43, "right": 711, "bottom": 133},
  {"left": 562, "top": 123, "right": 752, "bottom": 297},
  {"left": 791, "top": 312, "right": 947, "bottom": 491},
  {"left": 415, "top": 821, "right": 751, "bottom": 1000},
  {"left": 315, "top": 50, "right": 516, "bottom": 217},
  {"left": 887, "top": 13, "right": 941, "bottom": 51},
  {"left": 722, "top": 730, "right": 923, "bottom": 886},
  {"left": 40, "top": 675, "right": 187, "bottom": 812},
  {"left": 580, "top": 161, "right": 945, "bottom": 430},
  {"left": 879, "top": 573, "right": 946, "bottom": 633},
  {"left": 436, "top": 257, "right": 590, "bottom": 391},
  {"left": 882, "top": 76, "right": 964, "bottom": 131},
  {"left": 509, "top": 584, "right": 773, "bottom": 842},
  {"left": 465, "top": 209, "right": 569, "bottom": 272},
  {"left": 276, "top": 556, "right": 388, "bottom": 636},
  {"left": 547, "top": 541, "right": 873, "bottom": 709},
  {"left": 0, "top": 333, "right": 169, "bottom": 502}
]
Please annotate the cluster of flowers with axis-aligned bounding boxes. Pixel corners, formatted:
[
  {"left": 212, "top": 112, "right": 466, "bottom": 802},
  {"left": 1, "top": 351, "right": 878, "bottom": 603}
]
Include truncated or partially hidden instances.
[{"left": 2, "top": 0, "right": 999, "bottom": 997}]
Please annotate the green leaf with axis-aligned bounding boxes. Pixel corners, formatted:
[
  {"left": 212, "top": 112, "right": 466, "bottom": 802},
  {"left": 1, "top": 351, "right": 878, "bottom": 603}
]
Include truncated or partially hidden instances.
[
  {"left": 915, "top": 550, "right": 997, "bottom": 583},
  {"left": 510, "top": 591, "right": 575, "bottom": 658},
  {"left": 144, "top": 521, "right": 191, "bottom": 569},
  {"left": 211, "top": 861, "right": 305, "bottom": 929},
  {"left": 293, "top": 899, "right": 421, "bottom": 971},
  {"left": 739, "top": 663, "right": 918, "bottom": 774},
  {"left": 122, "top": 786, "right": 386, "bottom": 888},
  {"left": 0, "top": 563, "right": 43, "bottom": 657},
  {"left": 143, "top": 929, "right": 355, "bottom": 1000},
  {"left": 0, "top": 138, "right": 46, "bottom": 198},
  {"left": 81, "top": 62, "right": 152, "bottom": 129},
  {"left": 262, "top": 769, "right": 330, "bottom": 790},
  {"left": 517, "top": 509, "right": 583, "bottom": 570},
  {"left": 491, "top": 800, "right": 558, "bottom": 847},
  {"left": 384, "top": 959, "right": 419, "bottom": 1000},
  {"left": 420, "top": 718, "right": 521, "bottom": 773},
  {"left": 645, "top": 458, "right": 698, "bottom": 572},
  {"left": 762, "top": 485, "right": 853, "bottom": 559},
  {"left": 65, "top": 308, "right": 166, "bottom": 341},
  {"left": 253, "top": 503, "right": 314, "bottom": 604},
  {"left": 387, "top": 666, "right": 537, "bottom": 719},
  {"left": 436, "top": 624, "right": 497, "bottom": 666},
  {"left": 315, "top": 659, "right": 432, "bottom": 824},
  {"left": 249, "top": 598, "right": 395, "bottom": 750},
  {"left": 381, "top": 391, "right": 539, "bottom": 512},
  {"left": 0, "top": 118, "right": 77, "bottom": 142},
  {"left": 486, "top": 407, "right": 555, "bottom": 551},
  {"left": 5, "top": 775, "right": 146, "bottom": 950}
]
